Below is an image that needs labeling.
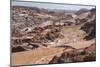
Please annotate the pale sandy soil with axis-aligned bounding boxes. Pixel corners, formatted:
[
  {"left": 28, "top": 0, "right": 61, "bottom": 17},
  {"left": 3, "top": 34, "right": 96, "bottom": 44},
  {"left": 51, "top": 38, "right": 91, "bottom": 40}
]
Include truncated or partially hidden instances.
[
  {"left": 12, "top": 40, "right": 95, "bottom": 66},
  {"left": 12, "top": 47, "right": 65, "bottom": 66}
]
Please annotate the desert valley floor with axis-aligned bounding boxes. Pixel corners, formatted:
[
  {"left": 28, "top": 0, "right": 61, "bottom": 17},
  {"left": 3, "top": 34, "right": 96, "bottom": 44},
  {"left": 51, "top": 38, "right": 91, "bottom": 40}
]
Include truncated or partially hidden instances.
[{"left": 11, "top": 5, "right": 96, "bottom": 66}]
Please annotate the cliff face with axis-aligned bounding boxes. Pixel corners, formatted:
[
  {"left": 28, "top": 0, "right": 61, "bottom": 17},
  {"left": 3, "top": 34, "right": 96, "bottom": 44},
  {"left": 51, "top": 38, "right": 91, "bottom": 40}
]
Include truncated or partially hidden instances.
[{"left": 11, "top": 6, "right": 96, "bottom": 66}]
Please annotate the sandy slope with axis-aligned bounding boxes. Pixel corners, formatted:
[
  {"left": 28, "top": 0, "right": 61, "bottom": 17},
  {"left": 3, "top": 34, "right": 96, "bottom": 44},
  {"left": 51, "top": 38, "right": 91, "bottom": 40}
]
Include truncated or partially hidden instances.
[
  {"left": 12, "top": 47, "right": 66, "bottom": 66},
  {"left": 12, "top": 39, "right": 95, "bottom": 66}
]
